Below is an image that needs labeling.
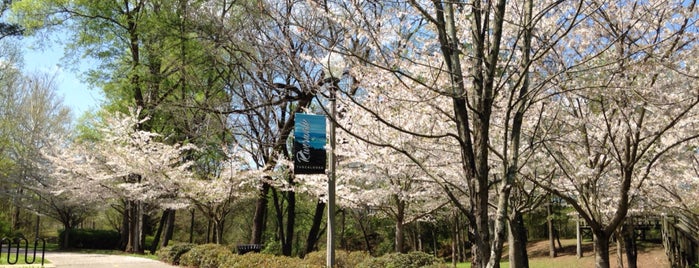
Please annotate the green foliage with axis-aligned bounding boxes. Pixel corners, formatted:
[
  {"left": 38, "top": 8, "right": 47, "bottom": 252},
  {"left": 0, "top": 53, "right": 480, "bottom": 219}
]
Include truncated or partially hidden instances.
[
  {"left": 58, "top": 229, "right": 120, "bottom": 250},
  {"left": 304, "top": 250, "right": 371, "bottom": 268},
  {"left": 220, "top": 253, "right": 312, "bottom": 268},
  {"left": 179, "top": 243, "right": 234, "bottom": 268},
  {"left": 0, "top": 215, "right": 11, "bottom": 238},
  {"left": 261, "top": 237, "right": 282, "bottom": 255},
  {"left": 155, "top": 243, "right": 195, "bottom": 265},
  {"left": 357, "top": 251, "right": 445, "bottom": 268}
]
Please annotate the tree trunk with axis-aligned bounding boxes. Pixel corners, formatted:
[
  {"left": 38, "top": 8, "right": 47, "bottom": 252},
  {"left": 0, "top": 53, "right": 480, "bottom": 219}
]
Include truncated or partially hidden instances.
[
  {"left": 395, "top": 219, "right": 405, "bottom": 253},
  {"left": 213, "top": 218, "right": 224, "bottom": 244},
  {"left": 61, "top": 223, "right": 72, "bottom": 249},
  {"left": 488, "top": 173, "right": 514, "bottom": 268},
  {"left": 303, "top": 200, "right": 325, "bottom": 257},
  {"left": 395, "top": 201, "right": 406, "bottom": 253},
  {"left": 282, "top": 190, "right": 295, "bottom": 256},
  {"left": 11, "top": 204, "right": 20, "bottom": 231},
  {"left": 125, "top": 201, "right": 135, "bottom": 253},
  {"left": 161, "top": 210, "right": 176, "bottom": 248},
  {"left": 593, "top": 231, "right": 611, "bottom": 268},
  {"left": 189, "top": 209, "right": 194, "bottom": 243},
  {"left": 508, "top": 211, "right": 529, "bottom": 268},
  {"left": 151, "top": 209, "right": 168, "bottom": 253},
  {"left": 452, "top": 219, "right": 458, "bottom": 267},
  {"left": 120, "top": 204, "right": 129, "bottom": 250},
  {"left": 623, "top": 225, "right": 637, "bottom": 268},
  {"left": 616, "top": 231, "right": 624, "bottom": 268},
  {"left": 250, "top": 183, "right": 270, "bottom": 244},
  {"left": 125, "top": 200, "right": 143, "bottom": 253}
]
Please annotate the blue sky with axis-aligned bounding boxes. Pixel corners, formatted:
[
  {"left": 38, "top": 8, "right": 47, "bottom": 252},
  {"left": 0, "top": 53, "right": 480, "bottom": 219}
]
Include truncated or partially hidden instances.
[{"left": 21, "top": 35, "right": 103, "bottom": 118}]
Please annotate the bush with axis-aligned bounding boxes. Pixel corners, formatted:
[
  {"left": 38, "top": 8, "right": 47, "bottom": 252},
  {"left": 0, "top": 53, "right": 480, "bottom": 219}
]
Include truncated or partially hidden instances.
[
  {"left": 57, "top": 229, "right": 120, "bottom": 250},
  {"left": 179, "top": 243, "right": 235, "bottom": 268},
  {"left": 0, "top": 218, "right": 10, "bottom": 238},
  {"left": 304, "top": 249, "right": 371, "bottom": 268},
  {"left": 156, "top": 243, "right": 195, "bottom": 265},
  {"left": 357, "top": 251, "right": 445, "bottom": 268},
  {"left": 221, "top": 253, "right": 313, "bottom": 268}
]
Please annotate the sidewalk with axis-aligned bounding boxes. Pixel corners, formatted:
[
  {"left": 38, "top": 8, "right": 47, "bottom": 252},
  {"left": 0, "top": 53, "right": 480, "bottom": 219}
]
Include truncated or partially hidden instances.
[{"left": 0, "top": 252, "right": 177, "bottom": 268}]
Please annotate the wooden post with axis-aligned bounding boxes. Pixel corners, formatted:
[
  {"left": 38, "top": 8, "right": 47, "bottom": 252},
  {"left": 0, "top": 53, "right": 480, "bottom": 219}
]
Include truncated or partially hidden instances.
[
  {"left": 548, "top": 196, "right": 556, "bottom": 258},
  {"left": 577, "top": 214, "right": 582, "bottom": 258}
]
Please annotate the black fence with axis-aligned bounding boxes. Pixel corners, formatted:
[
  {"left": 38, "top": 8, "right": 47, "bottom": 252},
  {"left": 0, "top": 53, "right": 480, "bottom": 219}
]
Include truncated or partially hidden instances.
[{"left": 0, "top": 236, "right": 46, "bottom": 266}]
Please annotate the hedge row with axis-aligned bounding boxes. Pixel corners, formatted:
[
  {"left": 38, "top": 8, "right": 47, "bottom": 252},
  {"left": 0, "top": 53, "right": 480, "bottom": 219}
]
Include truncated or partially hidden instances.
[
  {"left": 156, "top": 243, "right": 450, "bottom": 268},
  {"left": 58, "top": 229, "right": 120, "bottom": 250}
]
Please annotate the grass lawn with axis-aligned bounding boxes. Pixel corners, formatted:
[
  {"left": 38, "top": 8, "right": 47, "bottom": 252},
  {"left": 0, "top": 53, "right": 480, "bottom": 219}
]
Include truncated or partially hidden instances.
[{"left": 0, "top": 253, "right": 47, "bottom": 265}]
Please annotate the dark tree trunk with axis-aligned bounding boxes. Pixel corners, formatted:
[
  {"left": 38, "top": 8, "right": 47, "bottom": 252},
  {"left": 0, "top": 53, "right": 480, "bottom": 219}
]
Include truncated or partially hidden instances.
[
  {"left": 623, "top": 225, "right": 638, "bottom": 268},
  {"left": 189, "top": 209, "right": 195, "bottom": 243},
  {"left": 61, "top": 223, "right": 72, "bottom": 249},
  {"left": 120, "top": 204, "right": 129, "bottom": 250},
  {"left": 282, "top": 190, "right": 295, "bottom": 256},
  {"left": 303, "top": 200, "right": 325, "bottom": 257},
  {"left": 161, "top": 210, "right": 176, "bottom": 248},
  {"left": 250, "top": 183, "right": 270, "bottom": 244},
  {"left": 125, "top": 201, "right": 136, "bottom": 253},
  {"left": 395, "top": 220, "right": 405, "bottom": 253},
  {"left": 151, "top": 209, "right": 168, "bottom": 253},
  {"left": 395, "top": 201, "right": 406, "bottom": 253},
  {"left": 593, "top": 231, "right": 611, "bottom": 268},
  {"left": 509, "top": 211, "right": 529, "bottom": 268}
]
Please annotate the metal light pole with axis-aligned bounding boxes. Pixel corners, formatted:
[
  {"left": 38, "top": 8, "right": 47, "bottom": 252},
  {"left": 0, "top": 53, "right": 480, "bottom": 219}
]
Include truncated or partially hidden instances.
[
  {"left": 322, "top": 50, "right": 343, "bottom": 267},
  {"left": 327, "top": 83, "right": 337, "bottom": 267}
]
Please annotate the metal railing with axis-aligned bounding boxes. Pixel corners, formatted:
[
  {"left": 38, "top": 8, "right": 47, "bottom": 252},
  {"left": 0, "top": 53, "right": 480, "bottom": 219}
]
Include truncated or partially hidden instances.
[{"left": 0, "top": 237, "right": 46, "bottom": 266}]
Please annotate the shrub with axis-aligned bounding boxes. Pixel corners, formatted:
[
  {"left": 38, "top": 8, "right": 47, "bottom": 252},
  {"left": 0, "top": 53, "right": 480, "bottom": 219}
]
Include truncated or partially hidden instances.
[
  {"left": 304, "top": 249, "right": 370, "bottom": 268},
  {"left": 357, "top": 251, "right": 445, "bottom": 268},
  {"left": 221, "top": 252, "right": 313, "bottom": 268},
  {"left": 0, "top": 218, "right": 10, "bottom": 238},
  {"left": 179, "top": 243, "right": 235, "bottom": 268},
  {"left": 57, "top": 229, "right": 120, "bottom": 250},
  {"left": 156, "top": 243, "right": 195, "bottom": 265}
]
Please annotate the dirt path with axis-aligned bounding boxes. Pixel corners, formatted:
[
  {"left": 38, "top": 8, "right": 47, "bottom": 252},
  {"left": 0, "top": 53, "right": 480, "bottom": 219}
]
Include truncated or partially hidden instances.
[{"left": 524, "top": 239, "right": 670, "bottom": 268}]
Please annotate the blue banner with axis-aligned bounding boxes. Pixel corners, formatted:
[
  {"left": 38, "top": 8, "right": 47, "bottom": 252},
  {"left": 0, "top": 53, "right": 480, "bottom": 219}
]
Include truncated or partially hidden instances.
[{"left": 294, "top": 113, "right": 327, "bottom": 174}]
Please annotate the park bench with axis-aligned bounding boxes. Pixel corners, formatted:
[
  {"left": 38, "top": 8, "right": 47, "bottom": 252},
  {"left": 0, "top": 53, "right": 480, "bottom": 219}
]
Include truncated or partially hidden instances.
[{"left": 236, "top": 244, "right": 263, "bottom": 255}]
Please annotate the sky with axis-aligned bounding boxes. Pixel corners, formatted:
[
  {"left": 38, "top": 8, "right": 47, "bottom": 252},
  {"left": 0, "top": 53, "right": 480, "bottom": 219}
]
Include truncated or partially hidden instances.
[{"left": 21, "top": 35, "right": 104, "bottom": 118}]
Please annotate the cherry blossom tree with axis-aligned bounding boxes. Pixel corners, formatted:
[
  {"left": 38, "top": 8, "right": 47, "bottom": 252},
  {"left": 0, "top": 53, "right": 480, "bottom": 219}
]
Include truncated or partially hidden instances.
[
  {"left": 336, "top": 132, "right": 450, "bottom": 253},
  {"left": 531, "top": 0, "right": 699, "bottom": 266},
  {"left": 43, "top": 109, "right": 197, "bottom": 252},
  {"left": 295, "top": 1, "right": 588, "bottom": 267},
  {"left": 178, "top": 146, "right": 262, "bottom": 244}
]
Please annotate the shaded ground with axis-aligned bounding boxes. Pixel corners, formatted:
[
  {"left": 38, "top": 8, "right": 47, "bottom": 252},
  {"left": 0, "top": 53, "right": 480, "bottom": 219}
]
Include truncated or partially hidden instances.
[{"left": 521, "top": 239, "right": 669, "bottom": 268}]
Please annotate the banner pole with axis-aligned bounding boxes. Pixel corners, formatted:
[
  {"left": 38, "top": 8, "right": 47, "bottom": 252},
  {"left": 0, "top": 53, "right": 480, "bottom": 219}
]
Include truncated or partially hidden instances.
[{"left": 327, "top": 86, "right": 337, "bottom": 267}]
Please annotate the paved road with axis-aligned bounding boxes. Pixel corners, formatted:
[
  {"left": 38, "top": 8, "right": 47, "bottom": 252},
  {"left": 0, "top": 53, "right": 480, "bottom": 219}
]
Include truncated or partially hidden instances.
[{"left": 0, "top": 252, "right": 177, "bottom": 268}]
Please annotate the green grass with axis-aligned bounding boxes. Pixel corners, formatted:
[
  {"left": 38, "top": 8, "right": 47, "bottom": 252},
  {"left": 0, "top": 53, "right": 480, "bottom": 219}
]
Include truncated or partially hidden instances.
[{"left": 0, "top": 253, "right": 48, "bottom": 265}]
